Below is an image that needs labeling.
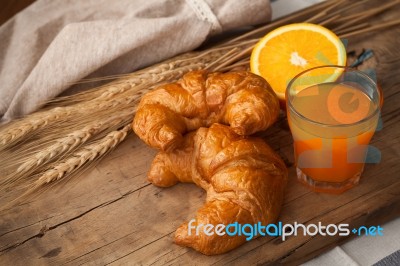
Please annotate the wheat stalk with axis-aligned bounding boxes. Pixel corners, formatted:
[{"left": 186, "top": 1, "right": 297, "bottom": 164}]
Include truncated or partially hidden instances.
[
  {"left": 0, "top": 107, "right": 72, "bottom": 148},
  {"left": 0, "top": 125, "right": 132, "bottom": 209},
  {"left": 0, "top": 109, "right": 135, "bottom": 190},
  {"left": 31, "top": 125, "right": 131, "bottom": 189}
]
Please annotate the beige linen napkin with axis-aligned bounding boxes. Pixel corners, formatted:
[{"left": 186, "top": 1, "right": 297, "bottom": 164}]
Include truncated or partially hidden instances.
[{"left": 0, "top": 0, "right": 271, "bottom": 123}]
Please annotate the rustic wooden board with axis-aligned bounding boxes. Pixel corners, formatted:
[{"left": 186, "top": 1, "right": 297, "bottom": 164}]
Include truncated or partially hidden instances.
[{"left": 1, "top": 5, "right": 400, "bottom": 266}]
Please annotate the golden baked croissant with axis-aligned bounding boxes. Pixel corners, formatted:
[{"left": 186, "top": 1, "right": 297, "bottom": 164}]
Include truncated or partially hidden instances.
[
  {"left": 133, "top": 70, "right": 280, "bottom": 151},
  {"left": 148, "top": 123, "right": 288, "bottom": 255}
]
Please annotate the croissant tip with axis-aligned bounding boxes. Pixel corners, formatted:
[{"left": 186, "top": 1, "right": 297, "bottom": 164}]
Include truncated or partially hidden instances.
[{"left": 174, "top": 227, "right": 190, "bottom": 246}]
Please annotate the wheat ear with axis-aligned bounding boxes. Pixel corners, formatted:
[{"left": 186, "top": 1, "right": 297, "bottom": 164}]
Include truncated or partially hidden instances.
[
  {"left": 0, "top": 125, "right": 131, "bottom": 210},
  {"left": 1, "top": 109, "right": 133, "bottom": 186},
  {"left": 30, "top": 125, "right": 131, "bottom": 189},
  {"left": 0, "top": 107, "right": 73, "bottom": 149}
]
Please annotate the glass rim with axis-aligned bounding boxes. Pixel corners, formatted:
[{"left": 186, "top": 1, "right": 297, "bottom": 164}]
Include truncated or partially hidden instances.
[{"left": 286, "top": 65, "right": 381, "bottom": 128}]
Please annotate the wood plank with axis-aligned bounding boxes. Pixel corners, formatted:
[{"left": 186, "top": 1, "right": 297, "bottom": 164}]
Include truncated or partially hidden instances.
[{"left": 0, "top": 108, "right": 398, "bottom": 265}]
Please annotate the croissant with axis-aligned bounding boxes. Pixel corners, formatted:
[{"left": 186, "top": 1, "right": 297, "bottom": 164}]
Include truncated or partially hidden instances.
[
  {"left": 148, "top": 123, "right": 288, "bottom": 255},
  {"left": 133, "top": 70, "right": 280, "bottom": 151}
]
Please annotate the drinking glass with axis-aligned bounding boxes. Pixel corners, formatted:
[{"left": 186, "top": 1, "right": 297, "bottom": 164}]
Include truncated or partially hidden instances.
[{"left": 286, "top": 65, "right": 381, "bottom": 194}]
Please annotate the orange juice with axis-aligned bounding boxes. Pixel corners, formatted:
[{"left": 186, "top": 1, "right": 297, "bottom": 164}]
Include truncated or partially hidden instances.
[{"left": 288, "top": 82, "right": 379, "bottom": 193}]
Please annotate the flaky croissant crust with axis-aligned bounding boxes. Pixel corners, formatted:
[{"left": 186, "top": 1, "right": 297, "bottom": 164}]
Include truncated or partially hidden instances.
[
  {"left": 133, "top": 70, "right": 280, "bottom": 151},
  {"left": 148, "top": 124, "right": 288, "bottom": 255}
]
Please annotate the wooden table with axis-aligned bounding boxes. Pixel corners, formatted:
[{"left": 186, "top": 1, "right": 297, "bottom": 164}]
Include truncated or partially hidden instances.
[{"left": 1, "top": 5, "right": 400, "bottom": 266}]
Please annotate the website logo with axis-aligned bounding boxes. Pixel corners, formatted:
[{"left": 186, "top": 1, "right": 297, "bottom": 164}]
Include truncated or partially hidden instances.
[{"left": 188, "top": 220, "right": 384, "bottom": 241}]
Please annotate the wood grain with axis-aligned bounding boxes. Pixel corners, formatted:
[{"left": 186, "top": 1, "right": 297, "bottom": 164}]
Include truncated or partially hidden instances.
[{"left": 1, "top": 2, "right": 400, "bottom": 266}]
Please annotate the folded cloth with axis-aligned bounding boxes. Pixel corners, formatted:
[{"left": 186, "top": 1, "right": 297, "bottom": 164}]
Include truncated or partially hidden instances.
[{"left": 0, "top": 0, "right": 271, "bottom": 123}]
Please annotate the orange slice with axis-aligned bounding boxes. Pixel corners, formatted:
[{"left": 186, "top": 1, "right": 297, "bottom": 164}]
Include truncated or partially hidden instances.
[{"left": 250, "top": 23, "right": 346, "bottom": 101}]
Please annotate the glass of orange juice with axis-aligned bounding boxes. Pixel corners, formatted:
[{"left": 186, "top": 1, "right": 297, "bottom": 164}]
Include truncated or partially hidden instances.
[{"left": 286, "top": 65, "right": 381, "bottom": 194}]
